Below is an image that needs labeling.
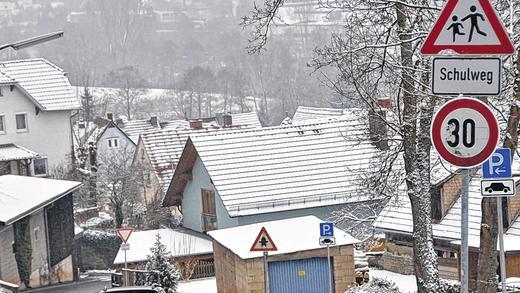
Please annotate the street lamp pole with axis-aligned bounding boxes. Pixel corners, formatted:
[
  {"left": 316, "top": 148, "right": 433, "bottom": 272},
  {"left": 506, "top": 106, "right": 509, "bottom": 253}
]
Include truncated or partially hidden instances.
[{"left": 0, "top": 31, "right": 64, "bottom": 52}]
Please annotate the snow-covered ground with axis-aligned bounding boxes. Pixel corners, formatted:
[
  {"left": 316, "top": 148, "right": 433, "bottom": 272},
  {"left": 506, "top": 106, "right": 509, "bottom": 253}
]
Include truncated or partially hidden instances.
[
  {"left": 177, "top": 278, "right": 217, "bottom": 293},
  {"left": 370, "top": 269, "right": 417, "bottom": 293}
]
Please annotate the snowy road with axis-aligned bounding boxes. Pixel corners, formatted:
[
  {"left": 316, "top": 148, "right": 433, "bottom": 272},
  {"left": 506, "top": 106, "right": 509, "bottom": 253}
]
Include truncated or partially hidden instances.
[
  {"left": 25, "top": 277, "right": 217, "bottom": 293},
  {"left": 25, "top": 276, "right": 111, "bottom": 293}
]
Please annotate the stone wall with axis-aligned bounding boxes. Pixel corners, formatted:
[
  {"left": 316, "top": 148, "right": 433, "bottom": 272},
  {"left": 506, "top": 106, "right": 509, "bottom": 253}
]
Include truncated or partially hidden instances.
[{"left": 382, "top": 253, "right": 414, "bottom": 275}]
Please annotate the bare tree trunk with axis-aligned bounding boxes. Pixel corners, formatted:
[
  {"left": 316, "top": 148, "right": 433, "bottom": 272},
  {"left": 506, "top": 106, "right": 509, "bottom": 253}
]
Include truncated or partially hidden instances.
[
  {"left": 397, "top": 3, "right": 440, "bottom": 292},
  {"left": 477, "top": 50, "right": 520, "bottom": 293}
]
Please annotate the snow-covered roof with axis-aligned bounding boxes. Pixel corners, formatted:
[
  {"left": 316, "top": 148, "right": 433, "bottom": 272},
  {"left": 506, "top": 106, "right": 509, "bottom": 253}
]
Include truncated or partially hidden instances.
[
  {"left": 0, "top": 175, "right": 81, "bottom": 225},
  {"left": 0, "top": 143, "right": 39, "bottom": 161},
  {"left": 208, "top": 215, "right": 359, "bottom": 259},
  {"left": 374, "top": 156, "right": 520, "bottom": 244},
  {"left": 141, "top": 125, "right": 257, "bottom": 193},
  {"left": 113, "top": 228, "right": 213, "bottom": 265},
  {"left": 0, "top": 58, "right": 80, "bottom": 111},
  {"left": 119, "top": 118, "right": 161, "bottom": 143},
  {"left": 292, "top": 106, "right": 347, "bottom": 122},
  {"left": 229, "top": 112, "right": 262, "bottom": 128},
  {"left": 165, "top": 115, "right": 382, "bottom": 216}
]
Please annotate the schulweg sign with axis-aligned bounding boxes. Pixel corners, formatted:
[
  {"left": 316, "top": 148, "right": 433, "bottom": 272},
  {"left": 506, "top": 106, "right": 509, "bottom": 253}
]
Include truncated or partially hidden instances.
[{"left": 432, "top": 57, "right": 501, "bottom": 96}]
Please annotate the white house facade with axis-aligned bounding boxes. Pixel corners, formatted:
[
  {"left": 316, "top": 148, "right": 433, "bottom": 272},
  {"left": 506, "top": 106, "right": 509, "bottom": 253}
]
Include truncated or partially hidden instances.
[{"left": 0, "top": 58, "right": 79, "bottom": 176}]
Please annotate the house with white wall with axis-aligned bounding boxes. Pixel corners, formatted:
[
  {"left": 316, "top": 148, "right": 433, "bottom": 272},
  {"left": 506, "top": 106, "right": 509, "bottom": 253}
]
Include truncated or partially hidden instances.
[{"left": 0, "top": 58, "right": 80, "bottom": 176}]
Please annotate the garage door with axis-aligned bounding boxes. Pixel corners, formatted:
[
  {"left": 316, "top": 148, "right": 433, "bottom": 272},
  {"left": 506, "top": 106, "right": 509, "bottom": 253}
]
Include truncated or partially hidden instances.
[{"left": 268, "top": 257, "right": 334, "bottom": 293}]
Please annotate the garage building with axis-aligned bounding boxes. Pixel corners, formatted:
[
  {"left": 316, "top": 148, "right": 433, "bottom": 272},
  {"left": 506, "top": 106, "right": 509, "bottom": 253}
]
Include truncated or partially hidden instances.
[{"left": 208, "top": 216, "right": 359, "bottom": 293}]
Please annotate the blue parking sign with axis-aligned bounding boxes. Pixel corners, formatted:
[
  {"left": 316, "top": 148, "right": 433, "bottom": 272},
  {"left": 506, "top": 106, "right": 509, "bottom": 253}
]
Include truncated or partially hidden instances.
[
  {"left": 482, "top": 148, "right": 512, "bottom": 179},
  {"left": 320, "top": 222, "right": 334, "bottom": 237}
]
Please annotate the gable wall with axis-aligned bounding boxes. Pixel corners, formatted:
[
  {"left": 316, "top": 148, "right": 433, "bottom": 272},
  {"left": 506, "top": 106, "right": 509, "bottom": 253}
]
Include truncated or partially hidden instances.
[
  {"left": 181, "top": 157, "right": 237, "bottom": 232},
  {"left": 0, "top": 85, "right": 72, "bottom": 171},
  {"left": 132, "top": 140, "right": 162, "bottom": 205},
  {"left": 96, "top": 125, "right": 135, "bottom": 165}
]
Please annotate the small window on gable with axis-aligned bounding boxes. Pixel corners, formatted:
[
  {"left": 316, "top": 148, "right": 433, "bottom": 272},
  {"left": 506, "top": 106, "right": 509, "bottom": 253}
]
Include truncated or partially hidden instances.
[
  {"left": 107, "top": 138, "right": 119, "bottom": 148},
  {"left": 15, "top": 113, "right": 27, "bottom": 132}
]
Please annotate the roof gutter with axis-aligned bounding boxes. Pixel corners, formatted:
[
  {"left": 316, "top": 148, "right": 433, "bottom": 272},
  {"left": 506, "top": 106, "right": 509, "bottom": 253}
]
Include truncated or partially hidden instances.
[{"left": 1, "top": 183, "right": 82, "bottom": 226}]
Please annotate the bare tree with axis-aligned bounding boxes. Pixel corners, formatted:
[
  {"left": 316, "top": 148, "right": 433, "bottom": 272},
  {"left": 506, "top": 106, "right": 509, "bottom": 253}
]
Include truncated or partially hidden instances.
[
  {"left": 243, "top": 1, "right": 445, "bottom": 291},
  {"left": 108, "top": 65, "right": 149, "bottom": 120},
  {"left": 96, "top": 149, "right": 141, "bottom": 228}
]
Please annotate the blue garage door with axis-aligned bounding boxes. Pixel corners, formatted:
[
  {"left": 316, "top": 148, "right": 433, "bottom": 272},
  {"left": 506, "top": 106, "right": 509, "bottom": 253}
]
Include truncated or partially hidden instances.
[{"left": 268, "top": 257, "right": 334, "bottom": 293}]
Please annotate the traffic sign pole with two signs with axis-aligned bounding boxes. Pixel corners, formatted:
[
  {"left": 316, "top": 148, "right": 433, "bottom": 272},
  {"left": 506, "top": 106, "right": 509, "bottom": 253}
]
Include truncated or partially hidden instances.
[
  {"left": 424, "top": 0, "right": 514, "bottom": 289},
  {"left": 319, "top": 222, "right": 335, "bottom": 293}
]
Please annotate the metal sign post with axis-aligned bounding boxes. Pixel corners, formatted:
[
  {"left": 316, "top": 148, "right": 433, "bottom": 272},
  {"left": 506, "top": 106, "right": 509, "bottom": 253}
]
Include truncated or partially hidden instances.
[
  {"left": 327, "top": 244, "right": 332, "bottom": 293},
  {"left": 121, "top": 243, "right": 130, "bottom": 286},
  {"left": 430, "top": 98, "right": 500, "bottom": 293},
  {"left": 263, "top": 252, "right": 269, "bottom": 293},
  {"left": 497, "top": 198, "right": 507, "bottom": 293},
  {"left": 250, "top": 227, "right": 277, "bottom": 293},
  {"left": 461, "top": 169, "right": 470, "bottom": 293},
  {"left": 482, "top": 148, "right": 512, "bottom": 293},
  {"left": 319, "top": 222, "right": 335, "bottom": 293}
]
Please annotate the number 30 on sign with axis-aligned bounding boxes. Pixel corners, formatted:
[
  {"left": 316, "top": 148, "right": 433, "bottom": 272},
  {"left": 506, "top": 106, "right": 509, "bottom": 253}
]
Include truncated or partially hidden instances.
[{"left": 431, "top": 98, "right": 499, "bottom": 168}]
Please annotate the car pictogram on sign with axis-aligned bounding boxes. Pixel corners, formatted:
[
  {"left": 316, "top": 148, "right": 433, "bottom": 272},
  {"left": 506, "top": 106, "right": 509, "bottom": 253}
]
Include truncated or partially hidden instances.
[{"left": 484, "top": 182, "right": 510, "bottom": 193}]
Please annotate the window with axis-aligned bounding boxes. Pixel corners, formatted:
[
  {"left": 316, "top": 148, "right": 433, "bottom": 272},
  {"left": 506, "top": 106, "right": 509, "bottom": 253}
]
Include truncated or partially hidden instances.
[
  {"left": 0, "top": 87, "right": 3, "bottom": 96},
  {"left": 0, "top": 115, "right": 4, "bottom": 134},
  {"left": 107, "top": 138, "right": 119, "bottom": 148},
  {"left": 34, "top": 227, "right": 40, "bottom": 241},
  {"left": 33, "top": 158, "right": 47, "bottom": 176},
  {"left": 201, "top": 189, "right": 217, "bottom": 232},
  {"left": 15, "top": 113, "right": 27, "bottom": 131}
]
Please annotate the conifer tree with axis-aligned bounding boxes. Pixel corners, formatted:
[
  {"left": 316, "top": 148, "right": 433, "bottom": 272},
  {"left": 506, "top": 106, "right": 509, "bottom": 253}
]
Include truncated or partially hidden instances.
[{"left": 142, "top": 233, "right": 180, "bottom": 292}]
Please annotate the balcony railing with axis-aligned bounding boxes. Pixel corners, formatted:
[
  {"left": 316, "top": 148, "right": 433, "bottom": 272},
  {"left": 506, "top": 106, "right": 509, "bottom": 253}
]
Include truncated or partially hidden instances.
[{"left": 201, "top": 213, "right": 217, "bottom": 232}]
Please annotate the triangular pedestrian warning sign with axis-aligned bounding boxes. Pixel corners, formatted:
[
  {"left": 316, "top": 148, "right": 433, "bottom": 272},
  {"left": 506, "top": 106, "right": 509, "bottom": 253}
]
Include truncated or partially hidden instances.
[
  {"left": 421, "top": 0, "right": 514, "bottom": 55},
  {"left": 116, "top": 227, "right": 134, "bottom": 243},
  {"left": 250, "top": 227, "right": 278, "bottom": 252}
]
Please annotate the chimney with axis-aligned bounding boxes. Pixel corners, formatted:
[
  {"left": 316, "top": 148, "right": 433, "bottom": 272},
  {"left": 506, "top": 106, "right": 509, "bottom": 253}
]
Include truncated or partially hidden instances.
[
  {"left": 223, "top": 114, "right": 232, "bottom": 127},
  {"left": 369, "top": 98, "right": 390, "bottom": 150},
  {"left": 106, "top": 112, "right": 114, "bottom": 121},
  {"left": 189, "top": 120, "right": 203, "bottom": 129},
  {"left": 150, "top": 116, "right": 158, "bottom": 127},
  {"left": 215, "top": 113, "right": 224, "bottom": 125},
  {"left": 115, "top": 118, "right": 124, "bottom": 126},
  {"left": 378, "top": 97, "right": 392, "bottom": 109}
]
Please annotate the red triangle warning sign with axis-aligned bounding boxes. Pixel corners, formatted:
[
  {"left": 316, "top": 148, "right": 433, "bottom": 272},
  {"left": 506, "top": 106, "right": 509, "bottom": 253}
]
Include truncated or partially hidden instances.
[
  {"left": 116, "top": 227, "right": 134, "bottom": 243},
  {"left": 421, "top": 0, "right": 514, "bottom": 55},
  {"left": 250, "top": 227, "right": 278, "bottom": 252}
]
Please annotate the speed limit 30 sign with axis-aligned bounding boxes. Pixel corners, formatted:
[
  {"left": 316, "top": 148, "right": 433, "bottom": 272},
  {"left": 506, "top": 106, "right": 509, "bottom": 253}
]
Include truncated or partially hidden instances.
[{"left": 431, "top": 98, "right": 499, "bottom": 168}]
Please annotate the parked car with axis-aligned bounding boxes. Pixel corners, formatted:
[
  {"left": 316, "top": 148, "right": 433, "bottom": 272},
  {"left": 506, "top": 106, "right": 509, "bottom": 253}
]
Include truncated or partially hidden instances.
[{"left": 99, "top": 286, "right": 165, "bottom": 293}]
